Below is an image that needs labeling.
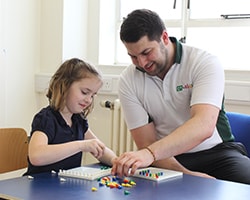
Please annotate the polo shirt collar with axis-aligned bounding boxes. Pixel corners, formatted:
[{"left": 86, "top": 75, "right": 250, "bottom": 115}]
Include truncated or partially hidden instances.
[{"left": 169, "top": 37, "right": 182, "bottom": 64}]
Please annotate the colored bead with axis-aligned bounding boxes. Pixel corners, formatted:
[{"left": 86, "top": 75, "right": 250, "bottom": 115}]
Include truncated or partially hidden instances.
[
  {"left": 96, "top": 175, "right": 135, "bottom": 193},
  {"left": 124, "top": 190, "right": 130, "bottom": 195},
  {"left": 59, "top": 177, "right": 66, "bottom": 182},
  {"left": 99, "top": 182, "right": 105, "bottom": 187},
  {"left": 27, "top": 175, "right": 34, "bottom": 180},
  {"left": 109, "top": 183, "right": 116, "bottom": 188},
  {"left": 130, "top": 181, "right": 136, "bottom": 185},
  {"left": 118, "top": 185, "right": 123, "bottom": 189},
  {"left": 123, "top": 178, "right": 130, "bottom": 183}
]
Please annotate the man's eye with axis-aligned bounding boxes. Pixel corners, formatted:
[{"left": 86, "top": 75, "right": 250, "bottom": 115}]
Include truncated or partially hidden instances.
[
  {"left": 142, "top": 51, "right": 150, "bottom": 56},
  {"left": 81, "top": 91, "right": 87, "bottom": 95}
]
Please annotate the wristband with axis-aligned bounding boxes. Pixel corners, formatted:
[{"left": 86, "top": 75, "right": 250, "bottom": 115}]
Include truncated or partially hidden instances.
[{"left": 145, "top": 146, "right": 156, "bottom": 162}]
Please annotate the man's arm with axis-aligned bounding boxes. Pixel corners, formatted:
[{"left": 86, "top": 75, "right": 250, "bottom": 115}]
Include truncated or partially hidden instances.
[
  {"left": 148, "top": 104, "right": 219, "bottom": 161},
  {"left": 111, "top": 104, "right": 219, "bottom": 177},
  {"left": 131, "top": 120, "right": 214, "bottom": 178}
]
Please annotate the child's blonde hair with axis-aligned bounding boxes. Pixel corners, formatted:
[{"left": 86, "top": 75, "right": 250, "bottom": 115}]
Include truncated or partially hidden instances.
[{"left": 46, "top": 58, "right": 102, "bottom": 118}]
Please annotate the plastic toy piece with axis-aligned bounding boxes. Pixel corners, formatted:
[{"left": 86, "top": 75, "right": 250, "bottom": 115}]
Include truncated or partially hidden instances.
[
  {"left": 58, "top": 166, "right": 111, "bottom": 180},
  {"left": 133, "top": 167, "right": 182, "bottom": 182},
  {"left": 124, "top": 190, "right": 130, "bottom": 195}
]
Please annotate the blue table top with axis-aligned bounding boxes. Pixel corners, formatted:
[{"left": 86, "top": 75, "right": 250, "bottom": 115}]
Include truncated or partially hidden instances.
[{"left": 0, "top": 166, "right": 250, "bottom": 200}]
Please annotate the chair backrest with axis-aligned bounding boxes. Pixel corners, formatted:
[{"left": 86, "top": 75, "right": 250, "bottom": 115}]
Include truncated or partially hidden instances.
[
  {"left": 226, "top": 112, "right": 250, "bottom": 157},
  {"left": 0, "top": 128, "right": 29, "bottom": 173}
]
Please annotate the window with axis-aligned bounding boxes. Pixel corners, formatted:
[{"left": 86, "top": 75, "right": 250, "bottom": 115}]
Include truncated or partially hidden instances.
[
  {"left": 120, "top": 0, "right": 181, "bottom": 20},
  {"left": 116, "top": 0, "right": 250, "bottom": 70},
  {"left": 190, "top": 0, "right": 250, "bottom": 19}
]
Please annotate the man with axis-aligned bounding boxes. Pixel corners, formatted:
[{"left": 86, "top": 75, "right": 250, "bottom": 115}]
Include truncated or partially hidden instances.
[{"left": 111, "top": 9, "right": 250, "bottom": 184}]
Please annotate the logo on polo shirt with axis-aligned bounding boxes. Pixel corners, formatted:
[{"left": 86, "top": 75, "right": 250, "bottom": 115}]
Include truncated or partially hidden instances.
[{"left": 176, "top": 83, "right": 193, "bottom": 92}]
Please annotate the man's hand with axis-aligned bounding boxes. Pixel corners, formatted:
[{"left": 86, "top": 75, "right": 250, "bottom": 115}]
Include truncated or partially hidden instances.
[{"left": 111, "top": 148, "right": 154, "bottom": 177}]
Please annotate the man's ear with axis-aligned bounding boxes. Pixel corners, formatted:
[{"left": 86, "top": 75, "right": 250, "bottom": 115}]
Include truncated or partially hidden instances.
[{"left": 161, "top": 31, "right": 169, "bottom": 45}]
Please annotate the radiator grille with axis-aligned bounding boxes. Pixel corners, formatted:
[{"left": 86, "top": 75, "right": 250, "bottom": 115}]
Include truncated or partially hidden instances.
[{"left": 100, "top": 99, "right": 137, "bottom": 155}]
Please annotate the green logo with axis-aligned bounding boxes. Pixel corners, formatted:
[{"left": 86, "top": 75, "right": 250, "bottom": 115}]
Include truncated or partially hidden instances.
[
  {"left": 176, "top": 83, "right": 193, "bottom": 92},
  {"left": 176, "top": 85, "right": 183, "bottom": 91}
]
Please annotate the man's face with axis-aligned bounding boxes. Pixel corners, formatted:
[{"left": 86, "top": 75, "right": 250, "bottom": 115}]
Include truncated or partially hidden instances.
[{"left": 124, "top": 34, "right": 169, "bottom": 79}]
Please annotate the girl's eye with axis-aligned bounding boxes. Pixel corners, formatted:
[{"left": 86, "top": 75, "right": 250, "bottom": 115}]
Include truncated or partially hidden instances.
[
  {"left": 81, "top": 90, "right": 88, "bottom": 95},
  {"left": 81, "top": 90, "right": 96, "bottom": 98}
]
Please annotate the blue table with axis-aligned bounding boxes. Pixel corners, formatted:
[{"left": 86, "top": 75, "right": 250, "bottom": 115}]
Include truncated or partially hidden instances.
[{"left": 0, "top": 167, "right": 250, "bottom": 200}]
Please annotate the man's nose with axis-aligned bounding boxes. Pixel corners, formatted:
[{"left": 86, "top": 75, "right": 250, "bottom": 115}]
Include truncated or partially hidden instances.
[{"left": 137, "top": 55, "right": 147, "bottom": 68}]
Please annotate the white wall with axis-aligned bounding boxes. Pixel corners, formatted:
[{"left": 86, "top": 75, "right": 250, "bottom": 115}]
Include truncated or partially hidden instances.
[
  {"left": 0, "top": 0, "right": 40, "bottom": 133},
  {"left": 39, "top": 0, "right": 63, "bottom": 73},
  {"left": 224, "top": 70, "right": 250, "bottom": 114}
]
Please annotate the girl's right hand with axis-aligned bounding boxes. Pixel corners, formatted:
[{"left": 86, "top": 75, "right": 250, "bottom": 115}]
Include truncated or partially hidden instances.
[{"left": 81, "top": 139, "right": 105, "bottom": 159}]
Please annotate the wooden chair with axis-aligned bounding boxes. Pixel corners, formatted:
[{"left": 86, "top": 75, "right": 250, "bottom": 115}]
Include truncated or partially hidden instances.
[{"left": 0, "top": 128, "right": 29, "bottom": 173}]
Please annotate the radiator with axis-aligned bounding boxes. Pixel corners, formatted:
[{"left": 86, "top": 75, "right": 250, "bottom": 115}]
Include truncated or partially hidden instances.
[{"left": 100, "top": 99, "right": 137, "bottom": 156}]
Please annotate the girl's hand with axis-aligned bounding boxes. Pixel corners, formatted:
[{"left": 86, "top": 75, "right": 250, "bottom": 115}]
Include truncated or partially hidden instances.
[{"left": 81, "top": 139, "right": 105, "bottom": 159}]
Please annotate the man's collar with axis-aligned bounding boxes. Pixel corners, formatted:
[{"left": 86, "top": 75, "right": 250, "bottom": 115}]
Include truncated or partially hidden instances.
[{"left": 169, "top": 37, "right": 182, "bottom": 64}]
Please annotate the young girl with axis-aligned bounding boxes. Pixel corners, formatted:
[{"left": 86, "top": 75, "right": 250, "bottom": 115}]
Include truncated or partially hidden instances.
[{"left": 24, "top": 58, "right": 117, "bottom": 175}]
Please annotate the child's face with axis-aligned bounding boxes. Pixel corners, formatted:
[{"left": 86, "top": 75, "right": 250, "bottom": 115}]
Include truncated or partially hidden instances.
[{"left": 65, "top": 76, "right": 103, "bottom": 114}]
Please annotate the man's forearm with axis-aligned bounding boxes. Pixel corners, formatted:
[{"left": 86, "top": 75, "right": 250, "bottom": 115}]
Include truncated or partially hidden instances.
[{"left": 152, "top": 156, "right": 191, "bottom": 173}]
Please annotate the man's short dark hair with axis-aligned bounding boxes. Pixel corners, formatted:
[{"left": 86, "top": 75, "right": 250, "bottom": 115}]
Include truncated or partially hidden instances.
[{"left": 120, "top": 9, "right": 166, "bottom": 43}]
